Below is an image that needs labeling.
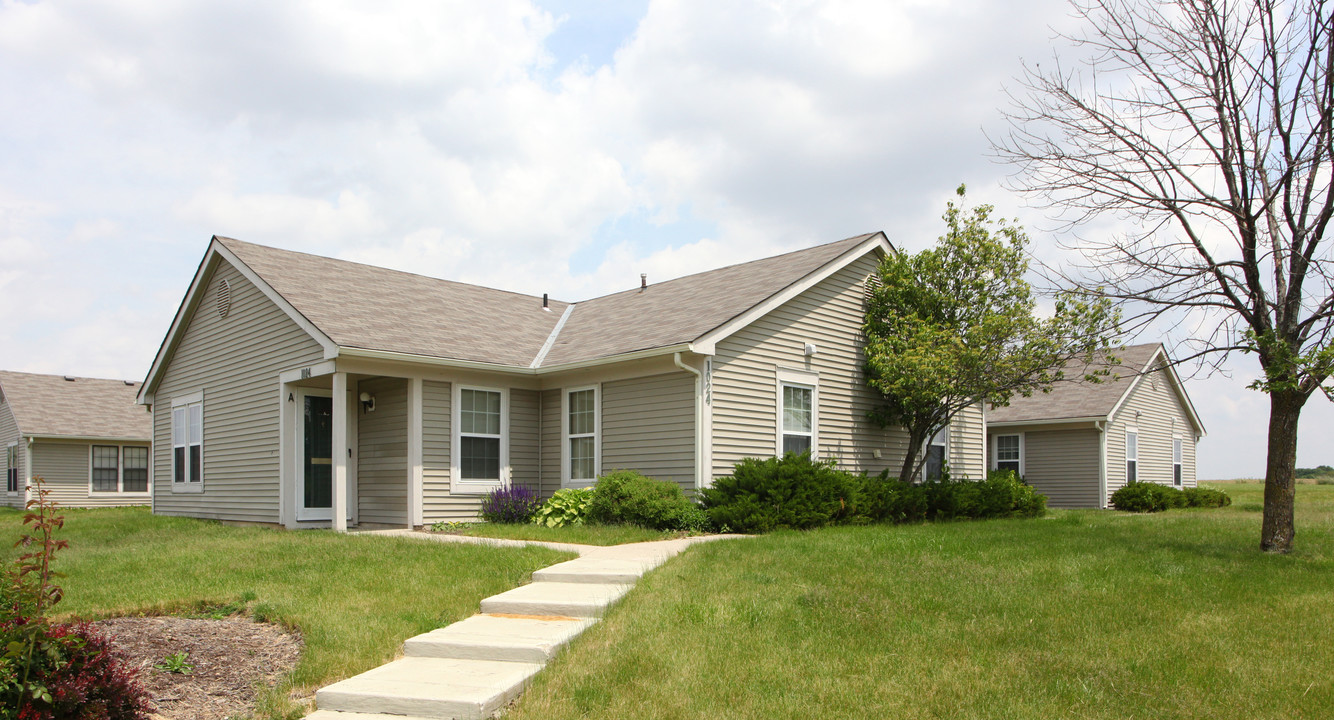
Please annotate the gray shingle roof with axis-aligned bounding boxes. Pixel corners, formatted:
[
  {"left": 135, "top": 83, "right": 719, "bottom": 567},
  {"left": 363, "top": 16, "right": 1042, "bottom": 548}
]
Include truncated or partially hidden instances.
[
  {"left": 217, "top": 232, "right": 880, "bottom": 369},
  {"left": 218, "top": 238, "right": 571, "bottom": 368},
  {"left": 0, "top": 371, "right": 152, "bottom": 440},
  {"left": 987, "top": 343, "right": 1164, "bottom": 424}
]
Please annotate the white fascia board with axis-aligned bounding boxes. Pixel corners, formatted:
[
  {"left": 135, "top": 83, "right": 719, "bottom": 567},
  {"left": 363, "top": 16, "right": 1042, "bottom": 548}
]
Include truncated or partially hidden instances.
[
  {"left": 985, "top": 416, "right": 1105, "bottom": 428},
  {"left": 27, "top": 434, "right": 151, "bottom": 444},
  {"left": 138, "top": 238, "right": 339, "bottom": 404},
  {"left": 338, "top": 342, "right": 699, "bottom": 377},
  {"left": 691, "top": 232, "right": 894, "bottom": 354}
]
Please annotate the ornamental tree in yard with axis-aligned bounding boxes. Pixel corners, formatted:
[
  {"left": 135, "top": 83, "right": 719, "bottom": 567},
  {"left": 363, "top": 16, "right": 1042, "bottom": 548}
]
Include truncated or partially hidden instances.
[{"left": 864, "top": 186, "right": 1117, "bottom": 484}]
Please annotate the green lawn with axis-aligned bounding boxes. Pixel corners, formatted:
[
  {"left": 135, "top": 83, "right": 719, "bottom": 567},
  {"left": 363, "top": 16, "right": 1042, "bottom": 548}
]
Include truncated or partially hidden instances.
[
  {"left": 0, "top": 507, "right": 573, "bottom": 718},
  {"left": 435, "top": 521, "right": 693, "bottom": 546},
  {"left": 509, "top": 482, "right": 1334, "bottom": 720}
]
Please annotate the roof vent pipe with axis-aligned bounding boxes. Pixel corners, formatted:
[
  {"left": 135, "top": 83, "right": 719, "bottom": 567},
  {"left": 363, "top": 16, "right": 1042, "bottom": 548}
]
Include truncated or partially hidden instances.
[
  {"left": 640, "top": 273, "right": 648, "bottom": 291},
  {"left": 542, "top": 293, "right": 550, "bottom": 311}
]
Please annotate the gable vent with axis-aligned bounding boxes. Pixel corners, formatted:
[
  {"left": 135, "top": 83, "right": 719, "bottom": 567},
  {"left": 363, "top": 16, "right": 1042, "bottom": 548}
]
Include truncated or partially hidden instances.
[
  {"left": 216, "top": 279, "right": 233, "bottom": 318},
  {"left": 863, "top": 273, "right": 883, "bottom": 304}
]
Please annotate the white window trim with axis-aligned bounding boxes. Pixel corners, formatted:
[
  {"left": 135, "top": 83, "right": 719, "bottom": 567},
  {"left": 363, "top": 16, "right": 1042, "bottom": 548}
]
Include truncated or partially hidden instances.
[
  {"left": 561, "top": 384, "right": 601, "bottom": 488},
  {"left": 171, "top": 391, "right": 204, "bottom": 494},
  {"left": 87, "top": 445, "right": 152, "bottom": 496},
  {"left": 775, "top": 368, "right": 819, "bottom": 457},
  {"left": 1125, "top": 427, "right": 1139, "bottom": 484},
  {"left": 5, "top": 442, "right": 17, "bottom": 496},
  {"left": 1173, "top": 436, "right": 1183, "bottom": 487},
  {"left": 451, "top": 384, "right": 509, "bottom": 495},
  {"left": 993, "top": 433, "right": 1024, "bottom": 476},
  {"left": 923, "top": 424, "right": 950, "bottom": 481}
]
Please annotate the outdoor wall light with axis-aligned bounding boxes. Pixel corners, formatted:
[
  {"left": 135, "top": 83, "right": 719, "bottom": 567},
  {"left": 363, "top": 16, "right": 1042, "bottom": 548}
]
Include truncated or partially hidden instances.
[
  {"left": 360, "top": 392, "right": 376, "bottom": 413},
  {"left": 804, "top": 343, "right": 818, "bottom": 357}
]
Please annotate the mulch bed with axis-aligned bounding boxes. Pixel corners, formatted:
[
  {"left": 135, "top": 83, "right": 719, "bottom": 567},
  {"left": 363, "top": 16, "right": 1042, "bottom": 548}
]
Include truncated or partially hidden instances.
[{"left": 95, "top": 616, "right": 303, "bottom": 720}]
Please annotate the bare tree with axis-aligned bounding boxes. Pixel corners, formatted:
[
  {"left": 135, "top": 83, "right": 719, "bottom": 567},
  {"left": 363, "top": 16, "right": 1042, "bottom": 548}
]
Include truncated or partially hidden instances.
[{"left": 996, "top": 0, "right": 1334, "bottom": 552}]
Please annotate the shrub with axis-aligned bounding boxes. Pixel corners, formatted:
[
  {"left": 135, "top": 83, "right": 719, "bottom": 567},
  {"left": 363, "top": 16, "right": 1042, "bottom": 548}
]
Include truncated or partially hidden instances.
[
  {"left": 1183, "top": 486, "right": 1232, "bottom": 508},
  {"left": 700, "top": 453, "right": 864, "bottom": 533},
  {"left": 1111, "top": 481, "right": 1187, "bottom": 512},
  {"left": 862, "top": 475, "right": 929, "bottom": 523},
  {"left": 479, "top": 485, "right": 541, "bottom": 524},
  {"left": 864, "top": 470, "right": 1046, "bottom": 522},
  {"left": 588, "top": 470, "right": 707, "bottom": 531},
  {"left": 532, "top": 488, "right": 595, "bottom": 528}
]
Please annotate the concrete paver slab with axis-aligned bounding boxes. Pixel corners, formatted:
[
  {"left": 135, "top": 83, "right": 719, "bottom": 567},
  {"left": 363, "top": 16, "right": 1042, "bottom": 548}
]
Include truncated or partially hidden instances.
[
  {"left": 315, "top": 656, "right": 543, "bottom": 720},
  {"left": 403, "top": 614, "right": 598, "bottom": 663},
  {"left": 479, "top": 581, "right": 630, "bottom": 617}
]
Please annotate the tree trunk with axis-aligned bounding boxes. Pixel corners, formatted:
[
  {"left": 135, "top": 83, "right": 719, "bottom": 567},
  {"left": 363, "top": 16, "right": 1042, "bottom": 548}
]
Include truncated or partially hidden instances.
[{"left": 1260, "top": 390, "right": 1305, "bottom": 553}]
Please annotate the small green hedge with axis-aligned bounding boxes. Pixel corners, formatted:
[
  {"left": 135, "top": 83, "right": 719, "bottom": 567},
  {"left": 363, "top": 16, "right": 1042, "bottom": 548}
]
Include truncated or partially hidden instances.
[
  {"left": 588, "top": 470, "right": 709, "bottom": 531},
  {"left": 700, "top": 453, "right": 1047, "bottom": 533},
  {"left": 1111, "top": 482, "right": 1232, "bottom": 512}
]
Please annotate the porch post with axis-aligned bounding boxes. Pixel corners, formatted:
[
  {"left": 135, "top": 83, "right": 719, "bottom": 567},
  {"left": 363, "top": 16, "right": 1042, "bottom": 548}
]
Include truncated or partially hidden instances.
[
  {"left": 332, "top": 372, "right": 349, "bottom": 533},
  {"left": 408, "top": 377, "right": 424, "bottom": 529}
]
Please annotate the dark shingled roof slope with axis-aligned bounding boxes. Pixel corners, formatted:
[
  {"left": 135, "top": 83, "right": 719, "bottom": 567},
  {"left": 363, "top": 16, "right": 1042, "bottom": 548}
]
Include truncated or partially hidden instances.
[
  {"left": 0, "top": 371, "right": 151, "bottom": 440},
  {"left": 541, "top": 233, "right": 879, "bottom": 366},
  {"left": 987, "top": 343, "right": 1164, "bottom": 423},
  {"left": 217, "top": 232, "right": 881, "bottom": 369},
  {"left": 218, "top": 237, "right": 571, "bottom": 367}
]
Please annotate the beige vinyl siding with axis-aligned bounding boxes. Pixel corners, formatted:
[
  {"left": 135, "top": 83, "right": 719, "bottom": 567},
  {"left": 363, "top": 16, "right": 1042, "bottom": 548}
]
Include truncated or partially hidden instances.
[
  {"left": 512, "top": 389, "right": 540, "bottom": 491},
  {"left": 539, "top": 389, "right": 560, "bottom": 499},
  {"left": 1106, "top": 363, "right": 1200, "bottom": 503},
  {"left": 712, "top": 251, "right": 920, "bottom": 479},
  {"left": 152, "top": 260, "right": 326, "bottom": 523},
  {"left": 356, "top": 377, "right": 407, "bottom": 526},
  {"left": 946, "top": 404, "right": 985, "bottom": 480},
  {"left": 1, "top": 400, "right": 22, "bottom": 507},
  {"left": 602, "top": 372, "right": 696, "bottom": 494},
  {"left": 1018, "top": 429, "right": 1102, "bottom": 508},
  {"left": 28, "top": 440, "right": 152, "bottom": 507},
  {"left": 421, "top": 380, "right": 453, "bottom": 522}
]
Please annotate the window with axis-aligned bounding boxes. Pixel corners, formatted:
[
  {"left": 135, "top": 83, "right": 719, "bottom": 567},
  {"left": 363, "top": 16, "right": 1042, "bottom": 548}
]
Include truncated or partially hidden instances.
[
  {"left": 454, "top": 386, "right": 507, "bottom": 491},
  {"left": 172, "top": 393, "right": 203, "bottom": 489},
  {"left": 5, "top": 445, "right": 17, "bottom": 493},
  {"left": 123, "top": 446, "right": 149, "bottom": 493},
  {"left": 995, "top": 434, "right": 1021, "bottom": 474},
  {"left": 92, "top": 445, "right": 120, "bottom": 492},
  {"left": 1126, "top": 430, "right": 1138, "bottom": 483},
  {"left": 1173, "top": 438, "right": 1183, "bottom": 487},
  {"left": 563, "top": 386, "right": 599, "bottom": 485},
  {"left": 925, "top": 426, "right": 948, "bottom": 481},
  {"left": 781, "top": 384, "right": 814, "bottom": 455}
]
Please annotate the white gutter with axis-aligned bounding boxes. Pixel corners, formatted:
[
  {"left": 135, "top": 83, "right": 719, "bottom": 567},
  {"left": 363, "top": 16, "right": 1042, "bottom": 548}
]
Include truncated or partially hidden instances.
[
  {"left": 338, "top": 342, "right": 696, "bottom": 376},
  {"left": 1096, "top": 420, "right": 1107, "bottom": 508},
  {"left": 674, "top": 352, "right": 707, "bottom": 490},
  {"left": 987, "top": 416, "right": 1106, "bottom": 428}
]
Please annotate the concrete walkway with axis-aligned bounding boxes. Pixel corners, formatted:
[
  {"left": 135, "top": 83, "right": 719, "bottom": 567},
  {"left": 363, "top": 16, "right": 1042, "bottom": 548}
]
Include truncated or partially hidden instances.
[{"left": 304, "top": 533, "right": 739, "bottom": 720}]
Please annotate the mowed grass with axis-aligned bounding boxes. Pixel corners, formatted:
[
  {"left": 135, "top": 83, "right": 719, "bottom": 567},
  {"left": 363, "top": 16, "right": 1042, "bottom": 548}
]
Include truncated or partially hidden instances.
[
  {"left": 510, "top": 482, "right": 1334, "bottom": 720},
  {"left": 0, "top": 507, "right": 573, "bottom": 716},
  {"left": 441, "top": 522, "right": 690, "bottom": 546}
]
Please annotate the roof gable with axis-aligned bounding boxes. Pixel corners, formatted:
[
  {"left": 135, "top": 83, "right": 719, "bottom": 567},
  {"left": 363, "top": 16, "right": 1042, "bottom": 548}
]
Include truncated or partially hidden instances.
[
  {"left": 987, "top": 344, "right": 1164, "bottom": 424},
  {"left": 0, "top": 371, "right": 151, "bottom": 440}
]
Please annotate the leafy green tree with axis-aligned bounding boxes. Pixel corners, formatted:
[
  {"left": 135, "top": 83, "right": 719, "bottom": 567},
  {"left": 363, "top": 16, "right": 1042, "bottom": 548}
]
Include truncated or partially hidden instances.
[{"left": 864, "top": 187, "right": 1117, "bottom": 483}]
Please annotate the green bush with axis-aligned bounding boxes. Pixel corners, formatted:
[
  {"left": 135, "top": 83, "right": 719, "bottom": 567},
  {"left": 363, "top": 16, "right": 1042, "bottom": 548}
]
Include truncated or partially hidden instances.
[
  {"left": 1111, "top": 481, "right": 1187, "bottom": 512},
  {"left": 863, "top": 475, "right": 929, "bottom": 523},
  {"left": 531, "top": 488, "right": 594, "bottom": 528},
  {"left": 863, "top": 470, "right": 1046, "bottom": 522},
  {"left": 588, "top": 470, "right": 706, "bottom": 531},
  {"left": 1183, "top": 486, "right": 1232, "bottom": 508},
  {"left": 700, "top": 453, "right": 865, "bottom": 533}
]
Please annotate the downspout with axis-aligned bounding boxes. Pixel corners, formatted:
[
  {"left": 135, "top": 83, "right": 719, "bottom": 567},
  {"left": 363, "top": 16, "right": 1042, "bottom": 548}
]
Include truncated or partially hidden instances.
[
  {"left": 24, "top": 436, "right": 34, "bottom": 507},
  {"left": 673, "top": 353, "right": 706, "bottom": 490},
  {"left": 1095, "top": 420, "right": 1107, "bottom": 508}
]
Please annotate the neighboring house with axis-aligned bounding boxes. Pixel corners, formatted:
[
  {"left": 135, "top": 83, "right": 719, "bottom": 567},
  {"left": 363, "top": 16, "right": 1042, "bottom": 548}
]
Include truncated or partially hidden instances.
[
  {"left": 1, "top": 371, "right": 153, "bottom": 509},
  {"left": 137, "top": 233, "right": 986, "bottom": 530},
  {"left": 985, "top": 343, "right": 1206, "bottom": 508}
]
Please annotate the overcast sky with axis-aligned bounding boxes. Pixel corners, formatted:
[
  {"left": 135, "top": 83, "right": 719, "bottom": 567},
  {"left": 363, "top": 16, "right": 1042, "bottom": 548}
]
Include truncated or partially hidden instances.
[{"left": 1, "top": 0, "right": 1328, "bottom": 478}]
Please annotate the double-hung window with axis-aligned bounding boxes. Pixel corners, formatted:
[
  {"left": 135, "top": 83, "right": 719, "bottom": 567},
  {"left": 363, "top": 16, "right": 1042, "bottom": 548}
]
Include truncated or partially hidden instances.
[
  {"left": 5, "top": 445, "right": 17, "bottom": 493},
  {"left": 123, "top": 446, "right": 149, "bottom": 492},
  {"left": 1125, "top": 430, "right": 1138, "bottom": 483},
  {"left": 780, "top": 384, "right": 814, "bottom": 455},
  {"left": 925, "top": 427, "right": 948, "bottom": 481},
  {"left": 995, "top": 434, "right": 1021, "bottom": 475},
  {"left": 92, "top": 445, "right": 120, "bottom": 492},
  {"left": 563, "top": 386, "right": 599, "bottom": 486},
  {"left": 455, "top": 386, "right": 506, "bottom": 492},
  {"left": 172, "top": 393, "right": 203, "bottom": 489},
  {"left": 1173, "top": 438, "right": 1183, "bottom": 487}
]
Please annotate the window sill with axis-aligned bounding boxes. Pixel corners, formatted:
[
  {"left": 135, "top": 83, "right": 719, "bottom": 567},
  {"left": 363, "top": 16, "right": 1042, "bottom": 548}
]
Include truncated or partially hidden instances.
[
  {"left": 89, "top": 491, "right": 152, "bottom": 497},
  {"left": 170, "top": 483, "right": 205, "bottom": 494},
  {"left": 452, "top": 481, "right": 503, "bottom": 496}
]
